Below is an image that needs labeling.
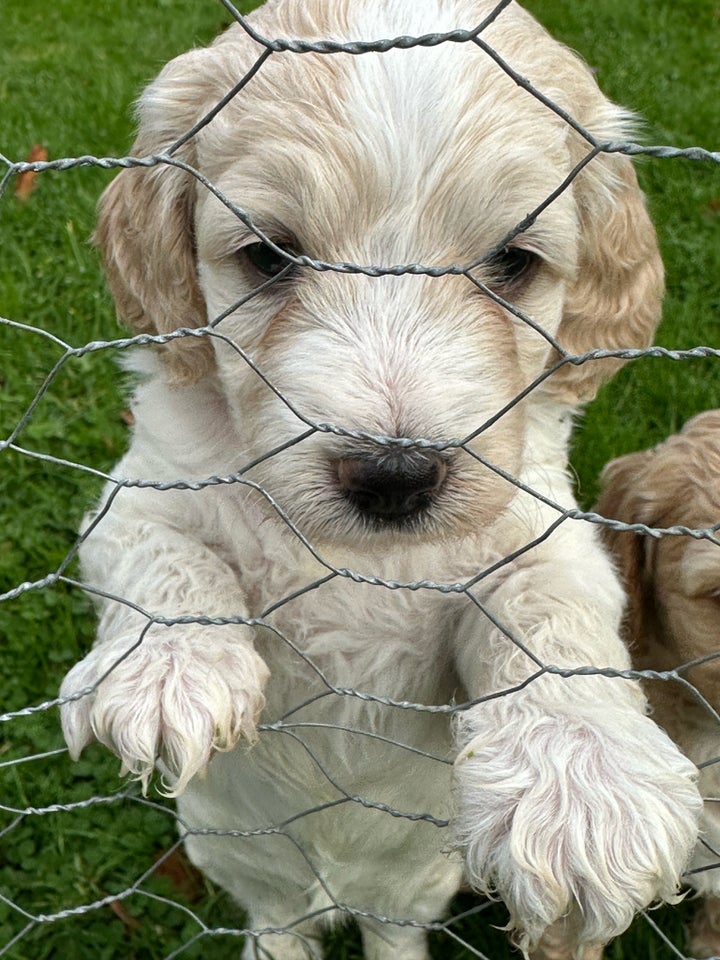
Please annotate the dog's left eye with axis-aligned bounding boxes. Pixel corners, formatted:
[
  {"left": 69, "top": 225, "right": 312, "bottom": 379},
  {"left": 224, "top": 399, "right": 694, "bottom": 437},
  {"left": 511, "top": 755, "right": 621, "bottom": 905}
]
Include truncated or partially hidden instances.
[
  {"left": 242, "top": 240, "right": 298, "bottom": 279},
  {"left": 487, "top": 246, "right": 538, "bottom": 289}
]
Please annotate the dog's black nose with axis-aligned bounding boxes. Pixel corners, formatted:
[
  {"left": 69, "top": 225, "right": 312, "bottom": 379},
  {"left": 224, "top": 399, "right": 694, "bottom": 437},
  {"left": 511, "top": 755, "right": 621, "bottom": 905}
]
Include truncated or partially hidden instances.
[{"left": 337, "top": 452, "right": 447, "bottom": 523}]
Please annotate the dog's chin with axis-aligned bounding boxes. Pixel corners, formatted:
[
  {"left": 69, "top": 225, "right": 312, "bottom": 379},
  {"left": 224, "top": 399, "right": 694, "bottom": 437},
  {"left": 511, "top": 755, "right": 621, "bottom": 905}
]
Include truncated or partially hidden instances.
[
  {"left": 348, "top": 504, "right": 443, "bottom": 542},
  {"left": 299, "top": 511, "right": 458, "bottom": 556}
]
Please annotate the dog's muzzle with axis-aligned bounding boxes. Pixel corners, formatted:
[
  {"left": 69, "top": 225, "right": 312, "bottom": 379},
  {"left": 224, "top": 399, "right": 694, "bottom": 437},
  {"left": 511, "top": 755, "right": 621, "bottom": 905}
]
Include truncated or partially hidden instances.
[{"left": 336, "top": 451, "right": 448, "bottom": 525}]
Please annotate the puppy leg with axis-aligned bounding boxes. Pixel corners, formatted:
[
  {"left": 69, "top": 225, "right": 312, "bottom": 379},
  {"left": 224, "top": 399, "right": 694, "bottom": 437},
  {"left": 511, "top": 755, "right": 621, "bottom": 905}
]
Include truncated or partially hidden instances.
[
  {"left": 689, "top": 896, "right": 720, "bottom": 959},
  {"left": 242, "top": 928, "right": 324, "bottom": 960},
  {"left": 452, "top": 522, "right": 701, "bottom": 954},
  {"left": 687, "top": 809, "right": 720, "bottom": 959},
  {"left": 530, "top": 918, "right": 603, "bottom": 960},
  {"left": 61, "top": 496, "right": 268, "bottom": 794},
  {"left": 358, "top": 918, "right": 429, "bottom": 960},
  {"left": 654, "top": 696, "right": 720, "bottom": 957}
]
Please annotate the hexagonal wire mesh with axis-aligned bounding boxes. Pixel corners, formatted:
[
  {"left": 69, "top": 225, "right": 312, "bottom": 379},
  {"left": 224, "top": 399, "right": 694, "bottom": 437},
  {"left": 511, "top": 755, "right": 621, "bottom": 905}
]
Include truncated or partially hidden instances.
[{"left": 1, "top": 1, "right": 719, "bottom": 958}]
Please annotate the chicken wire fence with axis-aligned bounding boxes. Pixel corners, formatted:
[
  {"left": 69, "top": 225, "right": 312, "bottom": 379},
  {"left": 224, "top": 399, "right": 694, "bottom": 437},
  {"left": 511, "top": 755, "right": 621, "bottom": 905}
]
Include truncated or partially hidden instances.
[{"left": 1, "top": 0, "right": 720, "bottom": 957}]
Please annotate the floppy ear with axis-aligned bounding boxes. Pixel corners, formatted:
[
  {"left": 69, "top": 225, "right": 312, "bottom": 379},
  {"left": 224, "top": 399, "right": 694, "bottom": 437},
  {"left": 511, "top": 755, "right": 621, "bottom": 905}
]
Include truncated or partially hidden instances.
[
  {"left": 595, "top": 450, "right": 658, "bottom": 656},
  {"left": 543, "top": 112, "right": 664, "bottom": 404},
  {"left": 94, "top": 48, "right": 226, "bottom": 384}
]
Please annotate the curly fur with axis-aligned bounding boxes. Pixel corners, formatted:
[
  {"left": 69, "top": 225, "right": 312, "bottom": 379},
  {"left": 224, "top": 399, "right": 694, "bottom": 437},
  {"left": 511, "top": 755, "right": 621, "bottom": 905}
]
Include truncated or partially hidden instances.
[
  {"left": 596, "top": 410, "right": 720, "bottom": 959},
  {"left": 60, "top": 3, "right": 699, "bottom": 958}
]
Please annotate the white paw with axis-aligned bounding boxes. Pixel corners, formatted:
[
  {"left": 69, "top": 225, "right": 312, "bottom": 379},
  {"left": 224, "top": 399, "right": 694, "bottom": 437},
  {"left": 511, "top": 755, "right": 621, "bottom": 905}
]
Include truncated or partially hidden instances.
[
  {"left": 60, "top": 626, "right": 269, "bottom": 794},
  {"left": 453, "top": 702, "right": 702, "bottom": 954}
]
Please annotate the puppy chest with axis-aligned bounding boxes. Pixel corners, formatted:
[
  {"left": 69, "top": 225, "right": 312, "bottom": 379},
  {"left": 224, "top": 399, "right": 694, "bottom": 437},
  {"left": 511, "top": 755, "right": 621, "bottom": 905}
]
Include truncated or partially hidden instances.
[{"left": 254, "top": 577, "right": 463, "bottom": 711}]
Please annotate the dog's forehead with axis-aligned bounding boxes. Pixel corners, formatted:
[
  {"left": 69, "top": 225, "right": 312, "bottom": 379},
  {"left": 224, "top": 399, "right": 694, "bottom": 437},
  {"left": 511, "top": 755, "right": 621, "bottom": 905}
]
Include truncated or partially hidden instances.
[
  {"left": 197, "top": 3, "right": 579, "bottom": 259},
  {"left": 209, "top": 2, "right": 570, "bottom": 162}
]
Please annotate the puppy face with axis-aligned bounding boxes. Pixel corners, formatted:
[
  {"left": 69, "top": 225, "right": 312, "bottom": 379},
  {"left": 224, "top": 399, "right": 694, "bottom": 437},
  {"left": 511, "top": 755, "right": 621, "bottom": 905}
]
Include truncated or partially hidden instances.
[
  {"left": 96, "top": 0, "right": 663, "bottom": 544},
  {"left": 655, "top": 538, "right": 720, "bottom": 687}
]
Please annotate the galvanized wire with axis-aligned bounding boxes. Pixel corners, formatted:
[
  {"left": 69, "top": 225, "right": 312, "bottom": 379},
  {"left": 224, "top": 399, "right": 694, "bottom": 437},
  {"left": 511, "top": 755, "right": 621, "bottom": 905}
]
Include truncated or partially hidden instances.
[{"left": 1, "top": 2, "right": 718, "bottom": 958}]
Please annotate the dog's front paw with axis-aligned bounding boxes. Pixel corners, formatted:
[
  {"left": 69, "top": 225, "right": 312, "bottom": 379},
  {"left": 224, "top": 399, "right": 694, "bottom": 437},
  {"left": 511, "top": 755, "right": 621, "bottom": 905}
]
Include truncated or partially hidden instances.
[
  {"left": 453, "top": 704, "right": 702, "bottom": 955},
  {"left": 60, "top": 627, "right": 269, "bottom": 794}
]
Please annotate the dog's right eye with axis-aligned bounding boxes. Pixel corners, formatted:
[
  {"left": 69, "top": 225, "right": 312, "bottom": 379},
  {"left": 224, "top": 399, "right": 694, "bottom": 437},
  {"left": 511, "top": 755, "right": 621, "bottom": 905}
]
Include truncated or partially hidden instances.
[
  {"left": 486, "top": 245, "right": 539, "bottom": 290},
  {"left": 243, "top": 240, "right": 298, "bottom": 279}
]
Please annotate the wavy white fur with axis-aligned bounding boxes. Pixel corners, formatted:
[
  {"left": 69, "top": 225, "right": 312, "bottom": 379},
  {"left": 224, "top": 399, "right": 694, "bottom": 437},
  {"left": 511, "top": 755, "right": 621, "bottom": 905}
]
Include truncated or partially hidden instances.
[{"left": 60, "top": 1, "right": 701, "bottom": 958}]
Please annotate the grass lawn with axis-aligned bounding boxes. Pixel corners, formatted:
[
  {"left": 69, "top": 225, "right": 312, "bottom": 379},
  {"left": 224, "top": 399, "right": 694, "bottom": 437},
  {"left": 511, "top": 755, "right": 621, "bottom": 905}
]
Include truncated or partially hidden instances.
[{"left": 1, "top": 1, "right": 718, "bottom": 958}]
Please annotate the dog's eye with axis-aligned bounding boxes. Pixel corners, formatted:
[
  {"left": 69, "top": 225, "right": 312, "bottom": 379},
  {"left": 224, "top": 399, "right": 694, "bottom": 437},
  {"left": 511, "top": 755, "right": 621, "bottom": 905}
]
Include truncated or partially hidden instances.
[
  {"left": 243, "top": 240, "right": 298, "bottom": 279},
  {"left": 487, "top": 246, "right": 538, "bottom": 289}
]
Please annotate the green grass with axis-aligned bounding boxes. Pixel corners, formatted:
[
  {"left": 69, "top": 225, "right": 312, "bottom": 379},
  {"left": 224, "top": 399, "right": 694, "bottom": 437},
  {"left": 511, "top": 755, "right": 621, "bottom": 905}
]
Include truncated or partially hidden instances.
[
  {"left": 1, "top": 1, "right": 718, "bottom": 957},
  {"left": 527, "top": 0, "right": 720, "bottom": 503}
]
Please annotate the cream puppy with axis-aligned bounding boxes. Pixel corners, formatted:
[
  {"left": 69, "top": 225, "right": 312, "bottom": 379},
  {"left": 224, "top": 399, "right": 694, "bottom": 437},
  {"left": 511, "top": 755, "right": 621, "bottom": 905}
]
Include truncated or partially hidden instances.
[{"left": 60, "top": 2, "right": 701, "bottom": 958}]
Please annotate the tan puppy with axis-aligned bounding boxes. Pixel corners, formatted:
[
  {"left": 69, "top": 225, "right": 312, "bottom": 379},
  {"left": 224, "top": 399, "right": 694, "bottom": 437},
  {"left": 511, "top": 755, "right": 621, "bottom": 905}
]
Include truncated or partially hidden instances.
[{"left": 597, "top": 410, "right": 720, "bottom": 959}]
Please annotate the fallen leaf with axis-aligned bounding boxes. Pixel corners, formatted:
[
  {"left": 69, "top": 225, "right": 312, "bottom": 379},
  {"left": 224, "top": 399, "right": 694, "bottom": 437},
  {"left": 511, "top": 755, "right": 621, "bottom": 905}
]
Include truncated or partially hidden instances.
[
  {"left": 153, "top": 847, "right": 206, "bottom": 902},
  {"left": 15, "top": 144, "right": 48, "bottom": 202},
  {"left": 109, "top": 898, "right": 140, "bottom": 931}
]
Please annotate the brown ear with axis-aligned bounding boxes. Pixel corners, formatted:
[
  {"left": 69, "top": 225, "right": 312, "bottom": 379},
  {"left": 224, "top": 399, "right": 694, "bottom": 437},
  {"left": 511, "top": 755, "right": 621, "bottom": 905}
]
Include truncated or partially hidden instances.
[
  {"left": 595, "top": 450, "right": 657, "bottom": 655},
  {"left": 544, "top": 136, "right": 664, "bottom": 404},
  {"left": 94, "top": 48, "right": 225, "bottom": 384}
]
